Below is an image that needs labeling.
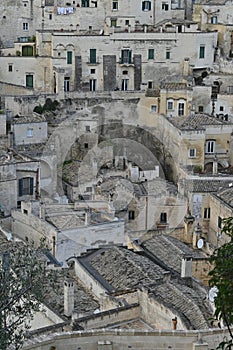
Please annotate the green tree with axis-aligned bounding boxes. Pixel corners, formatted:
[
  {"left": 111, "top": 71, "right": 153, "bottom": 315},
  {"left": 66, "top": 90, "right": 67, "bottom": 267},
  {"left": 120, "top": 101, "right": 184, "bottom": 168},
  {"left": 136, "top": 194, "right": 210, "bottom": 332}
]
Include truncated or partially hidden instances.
[
  {"left": 209, "top": 217, "right": 233, "bottom": 349},
  {"left": 0, "top": 240, "right": 60, "bottom": 350}
]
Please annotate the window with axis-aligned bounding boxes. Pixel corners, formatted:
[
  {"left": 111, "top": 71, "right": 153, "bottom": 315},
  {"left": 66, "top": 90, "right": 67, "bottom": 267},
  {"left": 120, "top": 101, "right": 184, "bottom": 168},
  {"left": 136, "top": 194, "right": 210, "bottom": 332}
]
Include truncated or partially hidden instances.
[
  {"left": 67, "top": 51, "right": 72, "bottom": 64},
  {"left": 142, "top": 1, "right": 151, "bottom": 11},
  {"left": 162, "top": 2, "right": 169, "bottom": 10},
  {"left": 111, "top": 19, "right": 117, "bottom": 27},
  {"left": 27, "top": 128, "right": 33, "bottom": 137},
  {"left": 64, "top": 77, "right": 70, "bottom": 92},
  {"left": 86, "top": 125, "right": 91, "bottom": 132},
  {"left": 189, "top": 148, "right": 196, "bottom": 158},
  {"left": 49, "top": 14, "right": 52, "bottom": 20},
  {"left": 160, "top": 212, "right": 167, "bottom": 223},
  {"left": 211, "top": 16, "right": 217, "bottom": 24},
  {"left": 219, "top": 106, "right": 224, "bottom": 112},
  {"left": 121, "top": 49, "right": 132, "bottom": 64},
  {"left": 85, "top": 186, "right": 92, "bottom": 192},
  {"left": 148, "top": 81, "right": 153, "bottom": 89},
  {"left": 84, "top": 143, "right": 88, "bottom": 149},
  {"left": 23, "top": 22, "right": 28, "bottom": 31},
  {"left": 199, "top": 45, "right": 205, "bottom": 59},
  {"left": 198, "top": 105, "right": 204, "bottom": 112},
  {"left": 128, "top": 210, "right": 135, "bottom": 220},
  {"left": 90, "top": 49, "right": 96, "bottom": 64},
  {"left": 26, "top": 74, "right": 33, "bottom": 88},
  {"left": 151, "top": 105, "right": 157, "bottom": 112},
  {"left": 90, "top": 79, "right": 96, "bottom": 91},
  {"left": 167, "top": 100, "right": 174, "bottom": 110},
  {"left": 204, "top": 208, "right": 210, "bottom": 219},
  {"left": 218, "top": 216, "right": 222, "bottom": 229},
  {"left": 81, "top": 0, "right": 89, "bottom": 7},
  {"left": 8, "top": 64, "right": 13, "bottom": 72},
  {"left": 18, "top": 177, "right": 33, "bottom": 196},
  {"left": 90, "top": 68, "right": 95, "bottom": 74},
  {"left": 22, "top": 45, "right": 33, "bottom": 56},
  {"left": 125, "top": 20, "right": 129, "bottom": 25},
  {"left": 121, "top": 79, "right": 129, "bottom": 91},
  {"left": 122, "top": 70, "right": 128, "bottom": 75},
  {"left": 112, "top": 0, "right": 118, "bottom": 10},
  {"left": 166, "top": 50, "right": 170, "bottom": 59},
  {"left": 178, "top": 102, "right": 185, "bottom": 116},
  {"left": 148, "top": 48, "right": 154, "bottom": 60},
  {"left": 205, "top": 140, "right": 215, "bottom": 153}
]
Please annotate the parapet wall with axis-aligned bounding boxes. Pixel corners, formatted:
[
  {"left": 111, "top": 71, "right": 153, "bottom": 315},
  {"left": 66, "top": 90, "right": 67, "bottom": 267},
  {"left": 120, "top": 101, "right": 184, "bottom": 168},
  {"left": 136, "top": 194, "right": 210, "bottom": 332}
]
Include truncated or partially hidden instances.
[{"left": 22, "top": 328, "right": 232, "bottom": 350}]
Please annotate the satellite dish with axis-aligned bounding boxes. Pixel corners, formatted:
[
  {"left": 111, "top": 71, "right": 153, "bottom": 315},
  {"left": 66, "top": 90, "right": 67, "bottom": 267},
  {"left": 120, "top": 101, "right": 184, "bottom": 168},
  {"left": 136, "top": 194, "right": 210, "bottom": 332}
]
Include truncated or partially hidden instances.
[
  {"left": 197, "top": 238, "right": 204, "bottom": 249},
  {"left": 209, "top": 286, "right": 218, "bottom": 303}
]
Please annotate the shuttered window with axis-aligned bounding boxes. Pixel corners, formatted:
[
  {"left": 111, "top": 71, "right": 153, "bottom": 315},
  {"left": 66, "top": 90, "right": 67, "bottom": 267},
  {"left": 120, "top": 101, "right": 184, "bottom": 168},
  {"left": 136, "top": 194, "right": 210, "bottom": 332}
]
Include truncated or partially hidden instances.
[
  {"left": 67, "top": 51, "right": 72, "bottom": 64},
  {"left": 148, "top": 48, "right": 154, "bottom": 59},
  {"left": 18, "top": 177, "right": 34, "bottom": 196},
  {"left": 26, "top": 74, "right": 33, "bottom": 88},
  {"left": 142, "top": 1, "right": 151, "bottom": 10},
  {"left": 121, "top": 49, "right": 132, "bottom": 64},
  {"left": 90, "top": 49, "right": 96, "bottom": 63},
  {"left": 22, "top": 45, "right": 33, "bottom": 56}
]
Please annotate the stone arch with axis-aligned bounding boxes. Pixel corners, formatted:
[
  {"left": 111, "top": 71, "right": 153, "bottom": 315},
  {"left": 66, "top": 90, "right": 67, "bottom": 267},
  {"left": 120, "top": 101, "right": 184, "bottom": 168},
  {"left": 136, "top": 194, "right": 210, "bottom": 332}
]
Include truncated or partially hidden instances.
[{"left": 42, "top": 103, "right": 178, "bottom": 199}]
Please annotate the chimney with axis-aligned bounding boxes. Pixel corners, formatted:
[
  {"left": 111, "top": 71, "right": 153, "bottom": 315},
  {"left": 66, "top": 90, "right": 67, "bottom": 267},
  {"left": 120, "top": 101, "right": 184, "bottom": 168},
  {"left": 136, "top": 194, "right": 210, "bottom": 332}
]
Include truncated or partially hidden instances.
[
  {"left": 184, "top": 208, "right": 195, "bottom": 244},
  {"left": 183, "top": 57, "right": 190, "bottom": 76},
  {"left": 193, "top": 222, "right": 202, "bottom": 248},
  {"left": 212, "top": 155, "right": 218, "bottom": 175},
  {"left": 64, "top": 278, "right": 74, "bottom": 317},
  {"left": 39, "top": 202, "right": 45, "bottom": 220},
  {"left": 181, "top": 255, "right": 192, "bottom": 278},
  {"left": 85, "top": 210, "right": 91, "bottom": 225}
]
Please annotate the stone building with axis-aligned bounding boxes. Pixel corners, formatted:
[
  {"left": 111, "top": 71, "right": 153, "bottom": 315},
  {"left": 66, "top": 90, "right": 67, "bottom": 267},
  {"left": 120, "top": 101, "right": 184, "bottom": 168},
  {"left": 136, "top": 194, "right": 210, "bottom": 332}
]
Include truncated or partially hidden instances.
[
  {"left": 205, "top": 184, "right": 233, "bottom": 247},
  {"left": 193, "top": 0, "right": 233, "bottom": 58},
  {"left": 11, "top": 200, "right": 125, "bottom": 264},
  {"left": 0, "top": 149, "right": 40, "bottom": 215},
  {"left": 11, "top": 113, "right": 48, "bottom": 146},
  {"left": 68, "top": 243, "right": 212, "bottom": 330}
]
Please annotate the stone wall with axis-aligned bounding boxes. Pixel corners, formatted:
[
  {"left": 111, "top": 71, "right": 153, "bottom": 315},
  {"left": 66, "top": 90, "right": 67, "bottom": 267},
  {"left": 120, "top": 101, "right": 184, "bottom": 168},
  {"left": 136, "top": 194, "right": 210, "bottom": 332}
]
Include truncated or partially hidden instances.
[
  {"left": 138, "top": 289, "right": 187, "bottom": 330},
  {"left": 76, "top": 304, "right": 140, "bottom": 329},
  {"left": 22, "top": 328, "right": 232, "bottom": 350},
  {"left": 11, "top": 209, "right": 57, "bottom": 246}
]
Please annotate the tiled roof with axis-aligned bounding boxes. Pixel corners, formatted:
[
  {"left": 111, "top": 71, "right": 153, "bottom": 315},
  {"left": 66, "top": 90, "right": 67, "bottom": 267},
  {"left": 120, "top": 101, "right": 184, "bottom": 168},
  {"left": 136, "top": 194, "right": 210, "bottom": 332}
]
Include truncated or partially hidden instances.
[
  {"left": 151, "top": 281, "right": 212, "bottom": 329},
  {"left": 12, "top": 114, "right": 46, "bottom": 124},
  {"left": 184, "top": 179, "right": 232, "bottom": 193},
  {"left": 160, "top": 82, "right": 187, "bottom": 90},
  {"left": 170, "top": 113, "right": 230, "bottom": 130},
  {"left": 142, "top": 234, "right": 205, "bottom": 274},
  {"left": 80, "top": 246, "right": 167, "bottom": 291},
  {"left": 79, "top": 245, "right": 212, "bottom": 330},
  {"left": 215, "top": 185, "right": 233, "bottom": 208},
  {"left": 44, "top": 274, "right": 99, "bottom": 317}
]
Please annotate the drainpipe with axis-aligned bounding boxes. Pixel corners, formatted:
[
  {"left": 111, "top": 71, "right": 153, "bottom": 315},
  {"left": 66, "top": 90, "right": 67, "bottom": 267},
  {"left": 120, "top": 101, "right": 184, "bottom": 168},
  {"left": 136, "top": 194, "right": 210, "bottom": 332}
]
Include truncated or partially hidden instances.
[{"left": 153, "top": 0, "right": 156, "bottom": 26}]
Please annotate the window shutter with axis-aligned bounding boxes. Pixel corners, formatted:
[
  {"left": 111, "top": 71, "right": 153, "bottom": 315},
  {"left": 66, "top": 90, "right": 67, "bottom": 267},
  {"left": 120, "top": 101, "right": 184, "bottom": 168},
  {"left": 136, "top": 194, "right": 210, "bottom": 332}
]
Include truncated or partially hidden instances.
[
  {"left": 90, "top": 49, "right": 96, "bottom": 63},
  {"left": 142, "top": 1, "right": 145, "bottom": 10},
  {"left": 26, "top": 75, "right": 33, "bottom": 88},
  {"left": 148, "top": 1, "right": 151, "bottom": 10},
  {"left": 129, "top": 50, "right": 132, "bottom": 63},
  {"left": 67, "top": 51, "right": 72, "bottom": 64},
  {"left": 19, "top": 179, "right": 23, "bottom": 197},
  {"left": 29, "top": 177, "right": 34, "bottom": 195}
]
